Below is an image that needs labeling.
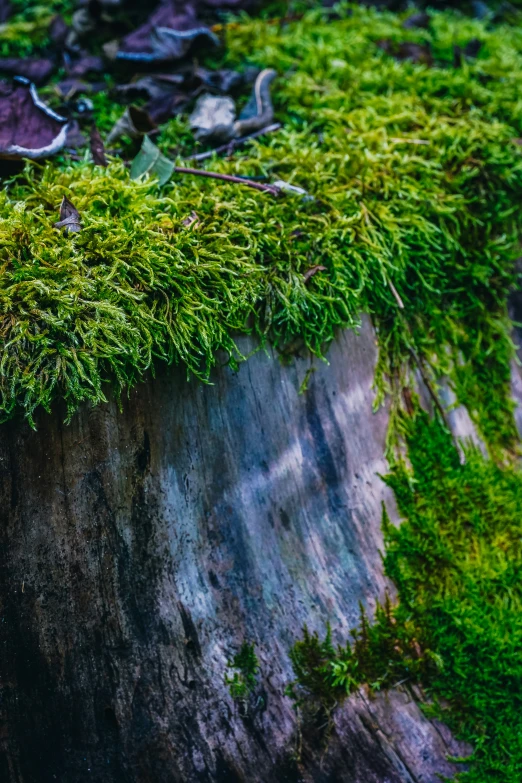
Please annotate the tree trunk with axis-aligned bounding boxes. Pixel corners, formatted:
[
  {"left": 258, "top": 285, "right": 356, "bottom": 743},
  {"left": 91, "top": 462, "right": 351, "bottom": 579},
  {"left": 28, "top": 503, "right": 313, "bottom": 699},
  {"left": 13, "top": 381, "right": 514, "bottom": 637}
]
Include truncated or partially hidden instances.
[{"left": 0, "top": 316, "right": 471, "bottom": 783}]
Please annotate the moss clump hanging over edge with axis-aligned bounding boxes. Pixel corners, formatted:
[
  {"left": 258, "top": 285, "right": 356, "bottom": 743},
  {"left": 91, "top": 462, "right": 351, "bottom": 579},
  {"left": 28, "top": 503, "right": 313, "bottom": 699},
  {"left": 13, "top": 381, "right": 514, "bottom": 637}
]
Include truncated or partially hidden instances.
[{"left": 1, "top": 5, "right": 522, "bottom": 449}]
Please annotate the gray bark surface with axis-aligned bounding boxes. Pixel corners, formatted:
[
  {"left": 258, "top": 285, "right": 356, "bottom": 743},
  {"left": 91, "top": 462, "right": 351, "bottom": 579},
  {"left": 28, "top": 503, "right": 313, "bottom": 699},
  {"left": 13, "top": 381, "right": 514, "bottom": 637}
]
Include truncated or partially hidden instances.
[{"left": 0, "top": 316, "right": 470, "bottom": 782}]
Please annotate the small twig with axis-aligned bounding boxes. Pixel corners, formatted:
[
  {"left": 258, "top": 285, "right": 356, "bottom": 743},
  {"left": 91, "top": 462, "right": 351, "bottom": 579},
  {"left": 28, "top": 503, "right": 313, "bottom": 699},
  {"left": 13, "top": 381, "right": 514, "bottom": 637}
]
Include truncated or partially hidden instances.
[
  {"left": 387, "top": 277, "right": 454, "bottom": 435},
  {"left": 173, "top": 166, "right": 280, "bottom": 195},
  {"left": 187, "top": 123, "right": 282, "bottom": 163},
  {"left": 391, "top": 676, "right": 412, "bottom": 689},
  {"left": 387, "top": 277, "right": 405, "bottom": 310},
  {"left": 408, "top": 344, "right": 450, "bottom": 428}
]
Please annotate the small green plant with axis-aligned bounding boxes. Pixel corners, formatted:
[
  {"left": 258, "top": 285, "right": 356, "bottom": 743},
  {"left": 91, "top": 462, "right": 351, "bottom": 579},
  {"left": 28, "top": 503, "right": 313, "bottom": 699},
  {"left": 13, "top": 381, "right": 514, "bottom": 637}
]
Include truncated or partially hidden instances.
[{"left": 225, "top": 642, "right": 260, "bottom": 702}]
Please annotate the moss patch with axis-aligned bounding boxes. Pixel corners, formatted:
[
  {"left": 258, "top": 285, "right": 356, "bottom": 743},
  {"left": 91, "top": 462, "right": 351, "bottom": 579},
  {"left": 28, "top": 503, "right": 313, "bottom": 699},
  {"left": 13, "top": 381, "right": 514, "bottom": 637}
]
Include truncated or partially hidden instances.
[
  {"left": 288, "top": 410, "right": 522, "bottom": 782},
  {"left": 225, "top": 641, "right": 260, "bottom": 702},
  {"left": 1, "top": 6, "right": 521, "bottom": 445}
]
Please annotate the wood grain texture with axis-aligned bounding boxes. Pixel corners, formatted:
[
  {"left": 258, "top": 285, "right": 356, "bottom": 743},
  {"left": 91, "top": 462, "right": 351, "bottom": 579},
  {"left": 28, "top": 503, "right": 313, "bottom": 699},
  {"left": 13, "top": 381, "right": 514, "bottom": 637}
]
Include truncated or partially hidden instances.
[{"left": 0, "top": 316, "right": 469, "bottom": 782}]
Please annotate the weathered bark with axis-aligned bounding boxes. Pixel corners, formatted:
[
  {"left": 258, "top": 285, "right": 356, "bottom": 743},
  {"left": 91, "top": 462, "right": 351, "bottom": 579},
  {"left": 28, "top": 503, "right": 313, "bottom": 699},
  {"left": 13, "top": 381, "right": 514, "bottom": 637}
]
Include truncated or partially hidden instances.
[{"left": 0, "top": 316, "right": 470, "bottom": 783}]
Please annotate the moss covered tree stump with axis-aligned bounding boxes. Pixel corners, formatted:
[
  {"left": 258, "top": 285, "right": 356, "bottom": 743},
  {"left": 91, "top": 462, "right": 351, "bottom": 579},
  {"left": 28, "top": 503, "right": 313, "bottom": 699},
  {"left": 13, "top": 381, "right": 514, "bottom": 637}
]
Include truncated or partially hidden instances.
[{"left": 0, "top": 319, "right": 471, "bottom": 782}]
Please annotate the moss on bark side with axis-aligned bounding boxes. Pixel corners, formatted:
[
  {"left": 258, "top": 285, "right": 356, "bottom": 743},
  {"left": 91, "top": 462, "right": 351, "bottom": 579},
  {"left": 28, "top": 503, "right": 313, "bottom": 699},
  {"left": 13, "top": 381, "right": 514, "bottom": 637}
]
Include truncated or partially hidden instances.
[{"left": 289, "top": 410, "right": 522, "bottom": 782}]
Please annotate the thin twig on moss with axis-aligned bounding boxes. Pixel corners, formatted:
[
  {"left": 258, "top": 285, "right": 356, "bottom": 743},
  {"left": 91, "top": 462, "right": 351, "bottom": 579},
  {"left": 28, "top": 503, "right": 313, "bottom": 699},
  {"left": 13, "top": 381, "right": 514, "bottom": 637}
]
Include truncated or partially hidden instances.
[
  {"left": 173, "top": 165, "right": 281, "bottom": 194},
  {"left": 188, "top": 123, "right": 282, "bottom": 163}
]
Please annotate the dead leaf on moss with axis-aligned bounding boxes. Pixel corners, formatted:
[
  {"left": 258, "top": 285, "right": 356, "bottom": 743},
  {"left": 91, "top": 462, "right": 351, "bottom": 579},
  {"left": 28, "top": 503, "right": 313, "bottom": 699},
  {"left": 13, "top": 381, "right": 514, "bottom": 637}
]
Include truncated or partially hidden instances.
[
  {"left": 189, "top": 68, "right": 276, "bottom": 144},
  {"left": 234, "top": 68, "right": 276, "bottom": 137},
  {"left": 182, "top": 211, "right": 200, "bottom": 228},
  {"left": 0, "top": 58, "right": 55, "bottom": 85},
  {"left": 90, "top": 124, "right": 107, "bottom": 167},
  {"left": 189, "top": 94, "right": 236, "bottom": 142},
  {"left": 106, "top": 105, "right": 157, "bottom": 146},
  {"left": 54, "top": 196, "right": 82, "bottom": 234},
  {"left": 49, "top": 14, "right": 68, "bottom": 46},
  {"left": 0, "top": 78, "right": 69, "bottom": 160},
  {"left": 65, "top": 54, "right": 105, "bottom": 79},
  {"left": 113, "top": 3, "right": 219, "bottom": 64},
  {"left": 303, "top": 265, "right": 327, "bottom": 283},
  {"left": 377, "top": 39, "right": 432, "bottom": 66}
]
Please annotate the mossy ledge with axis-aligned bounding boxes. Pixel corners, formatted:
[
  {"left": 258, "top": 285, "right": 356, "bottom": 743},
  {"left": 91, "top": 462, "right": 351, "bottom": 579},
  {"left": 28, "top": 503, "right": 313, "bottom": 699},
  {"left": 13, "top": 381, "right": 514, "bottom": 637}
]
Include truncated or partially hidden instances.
[{"left": 0, "top": 4, "right": 521, "bottom": 447}]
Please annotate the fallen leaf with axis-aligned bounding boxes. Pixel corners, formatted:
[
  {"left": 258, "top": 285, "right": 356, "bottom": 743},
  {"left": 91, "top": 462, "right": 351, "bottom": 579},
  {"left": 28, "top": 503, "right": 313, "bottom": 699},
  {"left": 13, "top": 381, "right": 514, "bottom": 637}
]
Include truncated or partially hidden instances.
[
  {"left": 115, "top": 73, "right": 185, "bottom": 103},
  {"left": 114, "top": 74, "right": 191, "bottom": 125},
  {"left": 49, "top": 14, "right": 68, "bottom": 46},
  {"left": 454, "top": 39, "right": 482, "bottom": 67},
  {"left": 0, "top": 78, "right": 69, "bottom": 160},
  {"left": 194, "top": 66, "right": 259, "bottom": 95},
  {"left": 130, "top": 135, "right": 174, "bottom": 186},
  {"left": 234, "top": 68, "right": 276, "bottom": 137},
  {"left": 106, "top": 105, "right": 156, "bottom": 146},
  {"left": 189, "top": 94, "right": 236, "bottom": 142},
  {"left": 55, "top": 79, "right": 105, "bottom": 100},
  {"left": 182, "top": 211, "right": 199, "bottom": 228},
  {"left": 303, "top": 265, "right": 327, "bottom": 283},
  {"left": 377, "top": 39, "right": 432, "bottom": 66},
  {"left": 0, "top": 58, "right": 55, "bottom": 85},
  {"left": 54, "top": 196, "right": 82, "bottom": 234},
  {"left": 65, "top": 120, "right": 87, "bottom": 150},
  {"left": 66, "top": 54, "right": 105, "bottom": 79},
  {"left": 188, "top": 68, "right": 277, "bottom": 144},
  {"left": 114, "top": 3, "right": 219, "bottom": 64},
  {"left": 90, "top": 124, "right": 107, "bottom": 166}
]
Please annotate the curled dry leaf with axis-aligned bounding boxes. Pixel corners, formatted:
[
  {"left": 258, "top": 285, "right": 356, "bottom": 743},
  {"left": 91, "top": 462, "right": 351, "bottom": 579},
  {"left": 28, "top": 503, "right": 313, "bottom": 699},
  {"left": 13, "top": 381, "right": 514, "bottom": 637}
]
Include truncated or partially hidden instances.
[
  {"left": 113, "top": 3, "right": 219, "bottom": 64},
  {"left": 54, "top": 196, "right": 82, "bottom": 234},
  {"left": 49, "top": 14, "right": 69, "bottom": 46},
  {"left": 115, "top": 74, "right": 191, "bottom": 125},
  {"left": 182, "top": 211, "right": 200, "bottom": 228},
  {"left": 303, "top": 265, "right": 327, "bottom": 283},
  {"left": 65, "top": 120, "right": 87, "bottom": 150},
  {"left": 0, "top": 78, "right": 69, "bottom": 160},
  {"left": 234, "top": 68, "right": 276, "bottom": 137},
  {"left": 189, "top": 94, "right": 236, "bottom": 142},
  {"left": 0, "top": 58, "right": 55, "bottom": 86},
  {"left": 106, "top": 105, "right": 156, "bottom": 146},
  {"left": 90, "top": 124, "right": 107, "bottom": 167},
  {"left": 66, "top": 54, "right": 105, "bottom": 79},
  {"left": 377, "top": 39, "right": 432, "bottom": 66},
  {"left": 188, "top": 69, "right": 276, "bottom": 144}
]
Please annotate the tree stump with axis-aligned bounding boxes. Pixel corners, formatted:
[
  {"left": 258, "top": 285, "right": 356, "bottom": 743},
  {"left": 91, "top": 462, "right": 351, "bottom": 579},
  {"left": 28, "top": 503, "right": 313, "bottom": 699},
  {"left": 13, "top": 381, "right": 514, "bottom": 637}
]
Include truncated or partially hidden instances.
[{"left": 0, "top": 317, "right": 471, "bottom": 782}]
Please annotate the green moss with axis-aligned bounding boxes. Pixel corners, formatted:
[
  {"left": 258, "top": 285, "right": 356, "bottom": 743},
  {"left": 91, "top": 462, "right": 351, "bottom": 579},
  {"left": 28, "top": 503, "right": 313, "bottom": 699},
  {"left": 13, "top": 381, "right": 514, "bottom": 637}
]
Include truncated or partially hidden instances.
[
  {"left": 0, "top": 2, "right": 75, "bottom": 57},
  {"left": 225, "top": 641, "right": 260, "bottom": 701},
  {"left": 288, "top": 410, "right": 522, "bottom": 781},
  {"left": 0, "top": 6, "right": 521, "bottom": 448}
]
